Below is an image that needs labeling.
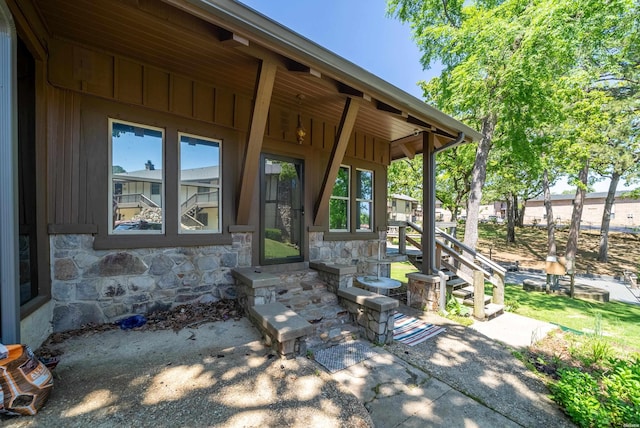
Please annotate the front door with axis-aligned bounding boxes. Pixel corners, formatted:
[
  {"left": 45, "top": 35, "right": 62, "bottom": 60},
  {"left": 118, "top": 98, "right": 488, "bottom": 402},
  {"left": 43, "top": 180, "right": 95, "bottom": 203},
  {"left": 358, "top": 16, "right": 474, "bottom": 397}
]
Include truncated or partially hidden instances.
[{"left": 260, "top": 154, "right": 304, "bottom": 265}]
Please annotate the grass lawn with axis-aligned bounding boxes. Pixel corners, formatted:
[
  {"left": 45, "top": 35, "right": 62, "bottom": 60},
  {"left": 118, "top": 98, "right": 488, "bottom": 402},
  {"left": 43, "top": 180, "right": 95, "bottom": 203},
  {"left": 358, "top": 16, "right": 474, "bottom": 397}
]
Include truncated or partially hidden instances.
[
  {"left": 390, "top": 261, "right": 418, "bottom": 284},
  {"left": 264, "top": 238, "right": 299, "bottom": 259},
  {"left": 502, "top": 283, "right": 640, "bottom": 353}
]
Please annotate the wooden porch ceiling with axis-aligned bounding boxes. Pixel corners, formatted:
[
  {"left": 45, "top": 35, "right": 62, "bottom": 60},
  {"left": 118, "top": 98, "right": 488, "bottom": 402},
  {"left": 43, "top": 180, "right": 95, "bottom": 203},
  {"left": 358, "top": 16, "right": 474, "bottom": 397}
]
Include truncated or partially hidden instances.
[{"left": 32, "top": 0, "right": 478, "bottom": 159}]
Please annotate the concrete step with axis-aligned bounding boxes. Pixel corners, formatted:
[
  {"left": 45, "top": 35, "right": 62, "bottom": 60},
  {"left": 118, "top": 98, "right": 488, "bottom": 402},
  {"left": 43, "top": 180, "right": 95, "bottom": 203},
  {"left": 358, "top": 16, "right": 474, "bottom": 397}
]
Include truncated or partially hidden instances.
[{"left": 249, "top": 302, "right": 314, "bottom": 357}]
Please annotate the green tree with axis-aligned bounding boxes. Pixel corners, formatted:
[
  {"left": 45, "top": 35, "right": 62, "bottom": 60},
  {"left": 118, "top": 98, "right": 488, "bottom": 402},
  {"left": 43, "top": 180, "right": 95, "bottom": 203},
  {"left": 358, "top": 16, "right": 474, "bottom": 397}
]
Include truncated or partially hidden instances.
[
  {"left": 388, "top": 156, "right": 424, "bottom": 200},
  {"left": 436, "top": 145, "right": 475, "bottom": 221},
  {"left": 388, "top": 0, "right": 634, "bottom": 253}
]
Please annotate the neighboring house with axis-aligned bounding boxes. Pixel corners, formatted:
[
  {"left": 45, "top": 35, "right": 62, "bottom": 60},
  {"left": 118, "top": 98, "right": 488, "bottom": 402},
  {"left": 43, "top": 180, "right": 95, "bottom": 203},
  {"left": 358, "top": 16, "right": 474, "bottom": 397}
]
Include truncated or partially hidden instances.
[
  {"left": 524, "top": 192, "right": 640, "bottom": 228},
  {"left": 478, "top": 202, "right": 506, "bottom": 221},
  {"left": 0, "top": 0, "right": 481, "bottom": 347},
  {"left": 388, "top": 194, "right": 422, "bottom": 223}
]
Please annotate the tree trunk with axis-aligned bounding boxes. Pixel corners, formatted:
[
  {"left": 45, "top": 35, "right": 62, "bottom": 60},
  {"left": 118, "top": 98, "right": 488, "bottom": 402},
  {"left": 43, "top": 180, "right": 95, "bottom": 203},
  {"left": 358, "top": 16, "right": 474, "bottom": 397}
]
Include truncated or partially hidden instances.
[
  {"left": 463, "top": 114, "right": 496, "bottom": 249},
  {"left": 506, "top": 193, "right": 516, "bottom": 243},
  {"left": 542, "top": 169, "right": 556, "bottom": 257},
  {"left": 597, "top": 172, "right": 620, "bottom": 262},
  {"left": 565, "top": 162, "right": 589, "bottom": 298},
  {"left": 517, "top": 199, "right": 526, "bottom": 227},
  {"left": 542, "top": 170, "right": 556, "bottom": 294}
]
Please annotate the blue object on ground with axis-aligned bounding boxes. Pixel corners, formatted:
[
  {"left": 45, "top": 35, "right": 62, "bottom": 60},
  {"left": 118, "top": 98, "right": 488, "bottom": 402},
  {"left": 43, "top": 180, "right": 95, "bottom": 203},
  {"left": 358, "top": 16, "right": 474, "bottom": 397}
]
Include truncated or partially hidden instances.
[{"left": 117, "top": 315, "right": 147, "bottom": 330}]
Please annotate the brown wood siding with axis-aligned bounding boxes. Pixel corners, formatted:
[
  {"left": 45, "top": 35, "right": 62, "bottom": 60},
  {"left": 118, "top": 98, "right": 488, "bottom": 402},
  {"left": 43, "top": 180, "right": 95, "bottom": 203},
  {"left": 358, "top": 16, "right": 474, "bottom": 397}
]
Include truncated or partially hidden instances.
[
  {"left": 44, "top": 36, "right": 390, "bottom": 231},
  {"left": 48, "top": 38, "right": 254, "bottom": 132},
  {"left": 46, "top": 86, "right": 84, "bottom": 226}
]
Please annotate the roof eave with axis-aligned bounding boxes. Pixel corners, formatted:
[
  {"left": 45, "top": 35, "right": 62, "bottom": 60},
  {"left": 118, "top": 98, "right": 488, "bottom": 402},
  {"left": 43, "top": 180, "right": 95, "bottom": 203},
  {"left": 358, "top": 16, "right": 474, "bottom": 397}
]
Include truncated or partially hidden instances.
[{"left": 181, "top": 0, "right": 483, "bottom": 142}]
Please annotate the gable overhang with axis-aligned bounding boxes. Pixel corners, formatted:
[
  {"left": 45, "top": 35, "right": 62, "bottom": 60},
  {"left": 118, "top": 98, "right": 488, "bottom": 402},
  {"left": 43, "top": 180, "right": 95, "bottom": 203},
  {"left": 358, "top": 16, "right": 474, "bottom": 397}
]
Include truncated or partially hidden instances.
[{"left": 169, "top": 0, "right": 482, "bottom": 152}]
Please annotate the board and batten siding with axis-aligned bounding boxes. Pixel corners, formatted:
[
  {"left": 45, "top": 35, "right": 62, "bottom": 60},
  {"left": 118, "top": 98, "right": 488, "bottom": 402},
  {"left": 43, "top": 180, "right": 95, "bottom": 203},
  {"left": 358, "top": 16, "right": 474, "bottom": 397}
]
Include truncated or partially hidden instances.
[{"left": 45, "top": 37, "right": 390, "bottom": 230}]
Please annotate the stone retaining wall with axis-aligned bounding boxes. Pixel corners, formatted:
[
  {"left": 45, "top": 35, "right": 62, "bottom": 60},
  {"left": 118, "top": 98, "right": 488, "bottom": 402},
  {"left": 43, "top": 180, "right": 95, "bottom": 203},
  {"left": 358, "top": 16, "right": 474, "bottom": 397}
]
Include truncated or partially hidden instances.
[
  {"left": 50, "top": 233, "right": 252, "bottom": 332},
  {"left": 308, "top": 231, "right": 390, "bottom": 277}
]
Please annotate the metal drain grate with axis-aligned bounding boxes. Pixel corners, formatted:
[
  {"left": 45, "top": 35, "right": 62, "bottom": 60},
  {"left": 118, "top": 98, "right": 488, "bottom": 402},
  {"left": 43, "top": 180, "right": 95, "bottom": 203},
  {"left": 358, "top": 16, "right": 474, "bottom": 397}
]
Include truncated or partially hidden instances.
[{"left": 313, "top": 341, "right": 376, "bottom": 373}]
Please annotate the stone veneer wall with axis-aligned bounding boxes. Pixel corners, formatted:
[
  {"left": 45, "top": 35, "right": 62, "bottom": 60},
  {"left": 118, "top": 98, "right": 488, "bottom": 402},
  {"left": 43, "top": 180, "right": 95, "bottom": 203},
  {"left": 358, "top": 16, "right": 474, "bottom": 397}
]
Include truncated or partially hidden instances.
[
  {"left": 308, "top": 231, "right": 390, "bottom": 277},
  {"left": 50, "top": 233, "right": 252, "bottom": 332}
]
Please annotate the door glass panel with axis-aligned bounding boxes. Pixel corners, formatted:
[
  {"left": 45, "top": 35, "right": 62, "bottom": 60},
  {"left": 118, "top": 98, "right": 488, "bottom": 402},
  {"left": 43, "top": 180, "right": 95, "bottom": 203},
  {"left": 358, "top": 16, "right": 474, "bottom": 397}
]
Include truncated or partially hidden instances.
[{"left": 261, "top": 156, "right": 303, "bottom": 264}]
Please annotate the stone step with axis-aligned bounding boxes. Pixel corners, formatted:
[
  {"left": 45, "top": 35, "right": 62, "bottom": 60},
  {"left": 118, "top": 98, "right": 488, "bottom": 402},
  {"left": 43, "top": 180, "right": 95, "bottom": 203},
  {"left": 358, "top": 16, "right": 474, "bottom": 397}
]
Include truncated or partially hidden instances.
[
  {"left": 273, "top": 269, "right": 320, "bottom": 295},
  {"left": 274, "top": 270, "right": 354, "bottom": 347},
  {"left": 249, "top": 302, "right": 314, "bottom": 357}
]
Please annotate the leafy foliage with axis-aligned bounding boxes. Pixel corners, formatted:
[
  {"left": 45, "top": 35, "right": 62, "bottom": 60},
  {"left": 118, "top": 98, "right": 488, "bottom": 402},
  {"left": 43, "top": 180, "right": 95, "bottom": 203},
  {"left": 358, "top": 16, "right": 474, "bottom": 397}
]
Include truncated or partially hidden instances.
[
  {"left": 387, "top": 0, "right": 638, "bottom": 255},
  {"left": 550, "top": 358, "right": 640, "bottom": 427}
]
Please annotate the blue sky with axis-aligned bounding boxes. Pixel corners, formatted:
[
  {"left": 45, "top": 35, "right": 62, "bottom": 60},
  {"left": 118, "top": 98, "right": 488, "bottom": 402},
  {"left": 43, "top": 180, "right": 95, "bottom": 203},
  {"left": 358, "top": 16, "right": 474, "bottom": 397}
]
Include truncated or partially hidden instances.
[
  {"left": 239, "top": 1, "right": 630, "bottom": 194},
  {"left": 238, "top": 0, "right": 435, "bottom": 99}
]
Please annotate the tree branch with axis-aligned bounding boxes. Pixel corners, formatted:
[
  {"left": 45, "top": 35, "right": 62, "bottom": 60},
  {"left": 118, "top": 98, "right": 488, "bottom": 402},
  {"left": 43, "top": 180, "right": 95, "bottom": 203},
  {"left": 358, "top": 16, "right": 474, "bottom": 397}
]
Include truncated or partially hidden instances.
[{"left": 441, "top": 0, "right": 460, "bottom": 28}]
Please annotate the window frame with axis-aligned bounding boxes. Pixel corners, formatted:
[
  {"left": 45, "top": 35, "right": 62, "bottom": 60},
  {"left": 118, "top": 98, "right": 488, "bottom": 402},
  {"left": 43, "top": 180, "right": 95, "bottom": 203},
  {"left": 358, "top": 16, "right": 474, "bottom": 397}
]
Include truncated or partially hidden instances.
[
  {"left": 327, "top": 164, "right": 378, "bottom": 238},
  {"left": 177, "top": 132, "right": 222, "bottom": 235},
  {"left": 329, "top": 165, "right": 351, "bottom": 232},
  {"left": 90, "top": 100, "right": 235, "bottom": 250},
  {"left": 109, "top": 119, "right": 166, "bottom": 236},
  {"left": 355, "top": 168, "right": 374, "bottom": 232}
]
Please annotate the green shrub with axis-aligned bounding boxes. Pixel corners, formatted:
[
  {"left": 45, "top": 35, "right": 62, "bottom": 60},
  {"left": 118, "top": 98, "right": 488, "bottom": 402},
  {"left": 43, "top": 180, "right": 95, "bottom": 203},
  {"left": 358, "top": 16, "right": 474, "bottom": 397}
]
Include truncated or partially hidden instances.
[
  {"left": 550, "top": 358, "right": 640, "bottom": 427},
  {"left": 265, "top": 228, "right": 282, "bottom": 241},
  {"left": 504, "top": 298, "right": 520, "bottom": 313},
  {"left": 446, "top": 293, "right": 469, "bottom": 317}
]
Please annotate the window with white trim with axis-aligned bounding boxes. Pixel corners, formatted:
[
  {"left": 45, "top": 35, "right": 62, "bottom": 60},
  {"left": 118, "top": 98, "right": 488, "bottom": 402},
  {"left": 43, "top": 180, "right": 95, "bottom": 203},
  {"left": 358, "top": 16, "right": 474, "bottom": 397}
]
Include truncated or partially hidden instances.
[
  {"left": 329, "top": 166, "right": 350, "bottom": 231},
  {"left": 356, "top": 169, "right": 373, "bottom": 231}
]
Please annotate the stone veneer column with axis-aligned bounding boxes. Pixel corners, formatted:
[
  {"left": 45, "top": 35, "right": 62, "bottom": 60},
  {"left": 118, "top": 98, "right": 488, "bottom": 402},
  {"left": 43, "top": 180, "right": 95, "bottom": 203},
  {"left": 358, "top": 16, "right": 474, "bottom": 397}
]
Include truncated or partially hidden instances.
[{"left": 406, "top": 273, "right": 441, "bottom": 312}]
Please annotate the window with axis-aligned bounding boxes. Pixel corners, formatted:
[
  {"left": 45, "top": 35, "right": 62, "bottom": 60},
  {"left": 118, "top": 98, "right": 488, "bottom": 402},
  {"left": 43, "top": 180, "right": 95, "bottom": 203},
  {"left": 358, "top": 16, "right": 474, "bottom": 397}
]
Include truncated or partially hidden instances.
[
  {"left": 179, "top": 133, "right": 221, "bottom": 233},
  {"left": 109, "top": 121, "right": 223, "bottom": 237},
  {"left": 329, "top": 166, "right": 350, "bottom": 231},
  {"left": 356, "top": 169, "right": 373, "bottom": 231},
  {"left": 329, "top": 166, "right": 375, "bottom": 233},
  {"left": 110, "top": 120, "right": 164, "bottom": 234},
  {"left": 151, "top": 183, "right": 161, "bottom": 195}
]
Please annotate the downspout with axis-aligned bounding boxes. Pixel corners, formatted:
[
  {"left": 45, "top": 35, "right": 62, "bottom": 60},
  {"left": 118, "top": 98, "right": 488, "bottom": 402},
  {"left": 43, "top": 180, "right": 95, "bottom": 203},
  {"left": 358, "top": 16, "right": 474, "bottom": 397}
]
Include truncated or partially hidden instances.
[{"left": 0, "top": 0, "right": 20, "bottom": 344}]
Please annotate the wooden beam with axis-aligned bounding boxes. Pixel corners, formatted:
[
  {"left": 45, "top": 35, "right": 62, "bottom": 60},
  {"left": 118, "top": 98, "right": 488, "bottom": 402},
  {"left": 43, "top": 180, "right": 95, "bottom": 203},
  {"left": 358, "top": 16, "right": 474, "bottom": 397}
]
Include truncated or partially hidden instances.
[
  {"left": 313, "top": 97, "right": 361, "bottom": 226},
  {"left": 219, "top": 30, "right": 249, "bottom": 47},
  {"left": 422, "top": 131, "right": 437, "bottom": 274},
  {"left": 376, "top": 100, "right": 408, "bottom": 118},
  {"left": 236, "top": 60, "right": 277, "bottom": 225},
  {"left": 337, "top": 82, "right": 371, "bottom": 101},
  {"left": 399, "top": 142, "right": 416, "bottom": 160},
  {"left": 287, "top": 61, "right": 321, "bottom": 78}
]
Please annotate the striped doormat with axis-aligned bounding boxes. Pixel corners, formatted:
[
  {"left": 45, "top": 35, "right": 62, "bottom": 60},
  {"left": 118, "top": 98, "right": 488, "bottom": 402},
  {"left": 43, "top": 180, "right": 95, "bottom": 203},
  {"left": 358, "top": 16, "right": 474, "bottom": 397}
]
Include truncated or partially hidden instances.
[{"left": 393, "top": 313, "right": 446, "bottom": 346}]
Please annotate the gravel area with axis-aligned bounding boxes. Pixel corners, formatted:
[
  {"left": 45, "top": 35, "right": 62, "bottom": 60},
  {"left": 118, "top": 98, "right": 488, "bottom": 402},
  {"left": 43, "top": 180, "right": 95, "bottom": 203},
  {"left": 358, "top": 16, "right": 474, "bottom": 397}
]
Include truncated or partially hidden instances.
[{"left": 1, "top": 318, "right": 372, "bottom": 428}]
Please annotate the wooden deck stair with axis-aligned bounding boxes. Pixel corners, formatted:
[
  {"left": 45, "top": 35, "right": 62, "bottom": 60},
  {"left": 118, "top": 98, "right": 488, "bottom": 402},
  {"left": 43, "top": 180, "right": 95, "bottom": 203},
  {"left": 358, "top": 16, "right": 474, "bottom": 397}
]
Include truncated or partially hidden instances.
[{"left": 393, "top": 221, "right": 506, "bottom": 321}]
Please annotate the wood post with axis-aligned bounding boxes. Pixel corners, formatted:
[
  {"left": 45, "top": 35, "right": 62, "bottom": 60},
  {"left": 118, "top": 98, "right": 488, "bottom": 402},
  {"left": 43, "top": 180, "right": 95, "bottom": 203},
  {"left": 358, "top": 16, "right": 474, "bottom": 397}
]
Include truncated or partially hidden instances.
[
  {"left": 473, "top": 270, "right": 485, "bottom": 320},
  {"left": 398, "top": 224, "right": 406, "bottom": 254},
  {"left": 493, "top": 274, "right": 504, "bottom": 305}
]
